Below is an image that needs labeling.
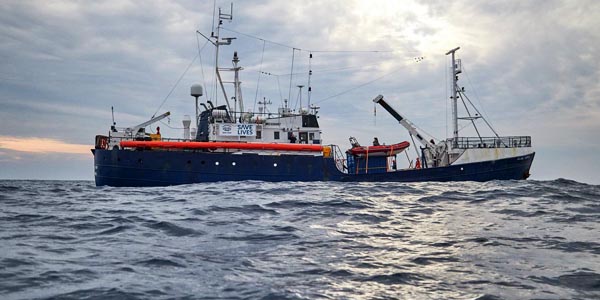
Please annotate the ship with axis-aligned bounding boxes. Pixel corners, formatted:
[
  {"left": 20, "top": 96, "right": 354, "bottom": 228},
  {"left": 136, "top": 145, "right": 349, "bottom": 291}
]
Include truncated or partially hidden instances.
[{"left": 92, "top": 8, "right": 534, "bottom": 187}]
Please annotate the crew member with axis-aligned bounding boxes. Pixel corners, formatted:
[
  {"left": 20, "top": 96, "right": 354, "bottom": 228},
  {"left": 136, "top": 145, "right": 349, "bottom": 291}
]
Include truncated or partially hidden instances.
[
  {"left": 156, "top": 126, "right": 161, "bottom": 136},
  {"left": 289, "top": 133, "right": 297, "bottom": 143},
  {"left": 415, "top": 157, "right": 421, "bottom": 169},
  {"left": 373, "top": 137, "right": 380, "bottom": 146}
]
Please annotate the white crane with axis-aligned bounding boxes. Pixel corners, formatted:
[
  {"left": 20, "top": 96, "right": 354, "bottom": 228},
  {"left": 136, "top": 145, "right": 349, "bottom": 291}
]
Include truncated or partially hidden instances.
[{"left": 124, "top": 111, "right": 171, "bottom": 136}]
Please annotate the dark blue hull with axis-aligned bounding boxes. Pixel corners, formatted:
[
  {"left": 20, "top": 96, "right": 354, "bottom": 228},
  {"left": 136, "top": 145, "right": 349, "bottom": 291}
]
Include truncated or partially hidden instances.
[{"left": 93, "top": 149, "right": 534, "bottom": 187}]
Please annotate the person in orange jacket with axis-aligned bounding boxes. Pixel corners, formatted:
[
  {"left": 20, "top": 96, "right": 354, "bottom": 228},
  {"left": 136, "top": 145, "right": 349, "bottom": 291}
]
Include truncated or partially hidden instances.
[{"left": 415, "top": 157, "right": 421, "bottom": 169}]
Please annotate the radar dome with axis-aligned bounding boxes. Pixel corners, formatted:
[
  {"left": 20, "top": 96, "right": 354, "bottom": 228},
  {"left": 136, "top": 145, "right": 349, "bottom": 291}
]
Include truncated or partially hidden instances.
[{"left": 191, "top": 84, "right": 203, "bottom": 97}]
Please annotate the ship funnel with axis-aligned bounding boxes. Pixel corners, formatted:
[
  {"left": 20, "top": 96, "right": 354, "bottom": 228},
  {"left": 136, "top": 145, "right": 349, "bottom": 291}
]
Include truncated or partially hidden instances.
[
  {"left": 182, "top": 115, "right": 191, "bottom": 140},
  {"left": 191, "top": 84, "right": 203, "bottom": 98}
]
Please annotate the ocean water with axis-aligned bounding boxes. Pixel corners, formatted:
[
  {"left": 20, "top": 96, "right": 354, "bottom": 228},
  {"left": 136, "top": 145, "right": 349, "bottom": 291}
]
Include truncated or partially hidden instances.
[{"left": 0, "top": 179, "right": 599, "bottom": 300}]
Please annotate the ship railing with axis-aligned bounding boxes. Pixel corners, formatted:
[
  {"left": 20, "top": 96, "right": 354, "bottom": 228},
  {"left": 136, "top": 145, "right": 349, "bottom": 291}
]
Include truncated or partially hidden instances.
[
  {"left": 329, "top": 144, "right": 348, "bottom": 173},
  {"left": 451, "top": 136, "right": 532, "bottom": 149},
  {"left": 108, "top": 135, "right": 192, "bottom": 143},
  {"left": 106, "top": 135, "right": 191, "bottom": 150}
]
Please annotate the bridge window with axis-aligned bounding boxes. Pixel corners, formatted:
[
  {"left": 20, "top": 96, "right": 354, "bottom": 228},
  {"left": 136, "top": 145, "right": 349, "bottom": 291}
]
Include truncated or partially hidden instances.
[
  {"left": 302, "top": 115, "right": 319, "bottom": 128},
  {"left": 274, "top": 131, "right": 280, "bottom": 140},
  {"left": 256, "top": 130, "right": 262, "bottom": 139}
]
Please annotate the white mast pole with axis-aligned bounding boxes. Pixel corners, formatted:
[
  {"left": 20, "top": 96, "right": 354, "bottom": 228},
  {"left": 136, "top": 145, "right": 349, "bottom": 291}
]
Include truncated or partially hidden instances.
[{"left": 446, "top": 47, "right": 460, "bottom": 146}]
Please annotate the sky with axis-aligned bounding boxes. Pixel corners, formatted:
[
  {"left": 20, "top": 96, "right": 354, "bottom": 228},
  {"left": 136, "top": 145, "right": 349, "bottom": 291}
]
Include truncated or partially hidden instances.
[{"left": 1, "top": 0, "right": 599, "bottom": 184}]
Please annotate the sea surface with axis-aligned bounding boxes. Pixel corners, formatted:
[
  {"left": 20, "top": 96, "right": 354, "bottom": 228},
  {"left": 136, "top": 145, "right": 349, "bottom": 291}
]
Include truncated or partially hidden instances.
[{"left": 0, "top": 179, "right": 599, "bottom": 300}]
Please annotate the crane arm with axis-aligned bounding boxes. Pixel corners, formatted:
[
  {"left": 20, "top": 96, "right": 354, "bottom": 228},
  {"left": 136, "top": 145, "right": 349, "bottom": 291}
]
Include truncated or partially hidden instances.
[
  {"left": 372, "top": 95, "right": 435, "bottom": 149},
  {"left": 126, "top": 111, "right": 171, "bottom": 134}
]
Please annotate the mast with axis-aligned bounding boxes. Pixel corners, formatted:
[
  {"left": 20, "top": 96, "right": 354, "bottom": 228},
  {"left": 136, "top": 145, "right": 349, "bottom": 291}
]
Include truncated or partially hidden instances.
[
  {"left": 233, "top": 51, "right": 244, "bottom": 116},
  {"left": 446, "top": 47, "right": 461, "bottom": 146},
  {"left": 212, "top": 5, "right": 234, "bottom": 112},
  {"left": 307, "top": 52, "right": 313, "bottom": 108},
  {"left": 297, "top": 85, "right": 304, "bottom": 113}
]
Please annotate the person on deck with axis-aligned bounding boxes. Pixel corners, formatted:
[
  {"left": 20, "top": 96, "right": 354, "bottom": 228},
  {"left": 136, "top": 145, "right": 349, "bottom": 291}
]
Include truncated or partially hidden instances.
[
  {"left": 415, "top": 157, "right": 421, "bottom": 169},
  {"left": 373, "top": 137, "right": 380, "bottom": 146},
  {"left": 156, "top": 127, "right": 161, "bottom": 136},
  {"left": 289, "top": 133, "right": 297, "bottom": 143}
]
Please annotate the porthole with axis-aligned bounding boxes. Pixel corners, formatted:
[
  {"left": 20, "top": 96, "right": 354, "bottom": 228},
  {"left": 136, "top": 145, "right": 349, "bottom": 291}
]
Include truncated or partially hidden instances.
[
  {"left": 215, "top": 162, "right": 219, "bottom": 166},
  {"left": 232, "top": 162, "right": 236, "bottom": 166},
  {"left": 273, "top": 163, "right": 278, "bottom": 167}
]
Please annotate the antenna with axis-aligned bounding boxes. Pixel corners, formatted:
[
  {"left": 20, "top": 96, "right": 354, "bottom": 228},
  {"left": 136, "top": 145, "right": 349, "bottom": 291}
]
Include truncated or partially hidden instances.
[
  {"left": 258, "top": 97, "right": 272, "bottom": 114},
  {"left": 219, "top": 3, "right": 233, "bottom": 22},
  {"left": 297, "top": 85, "right": 304, "bottom": 113},
  {"left": 111, "top": 106, "right": 116, "bottom": 126},
  {"left": 307, "top": 52, "right": 313, "bottom": 108},
  {"left": 210, "top": 0, "right": 216, "bottom": 37},
  {"left": 212, "top": 2, "right": 235, "bottom": 111}
]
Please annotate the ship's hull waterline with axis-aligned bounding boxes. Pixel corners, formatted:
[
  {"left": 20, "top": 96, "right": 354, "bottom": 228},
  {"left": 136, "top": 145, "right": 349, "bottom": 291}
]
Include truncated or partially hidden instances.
[{"left": 92, "top": 149, "right": 535, "bottom": 187}]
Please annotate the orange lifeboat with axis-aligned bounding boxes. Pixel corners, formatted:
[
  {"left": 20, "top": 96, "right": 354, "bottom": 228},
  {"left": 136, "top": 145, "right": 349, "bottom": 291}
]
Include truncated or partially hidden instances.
[{"left": 348, "top": 141, "right": 410, "bottom": 157}]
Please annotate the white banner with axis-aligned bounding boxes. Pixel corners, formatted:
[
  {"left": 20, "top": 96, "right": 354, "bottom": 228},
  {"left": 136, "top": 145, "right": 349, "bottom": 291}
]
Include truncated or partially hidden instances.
[{"left": 218, "top": 123, "right": 256, "bottom": 136}]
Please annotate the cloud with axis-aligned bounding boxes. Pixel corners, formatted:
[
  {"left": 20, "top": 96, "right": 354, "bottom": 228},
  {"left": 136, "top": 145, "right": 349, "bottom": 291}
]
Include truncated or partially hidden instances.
[{"left": 0, "top": 136, "right": 91, "bottom": 155}]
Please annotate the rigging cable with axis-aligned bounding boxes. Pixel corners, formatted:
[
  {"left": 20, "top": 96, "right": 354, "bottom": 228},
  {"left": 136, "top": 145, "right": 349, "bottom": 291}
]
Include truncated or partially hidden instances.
[
  {"left": 221, "top": 27, "right": 393, "bottom": 53},
  {"left": 461, "top": 91, "right": 500, "bottom": 138},
  {"left": 152, "top": 35, "right": 210, "bottom": 119},
  {"left": 152, "top": 53, "right": 198, "bottom": 118},
  {"left": 458, "top": 92, "right": 483, "bottom": 141},
  {"left": 252, "top": 40, "right": 266, "bottom": 112},
  {"left": 462, "top": 65, "right": 497, "bottom": 131},
  {"left": 196, "top": 34, "right": 210, "bottom": 104},
  {"left": 313, "top": 56, "right": 425, "bottom": 105},
  {"left": 288, "top": 48, "right": 296, "bottom": 105},
  {"left": 313, "top": 67, "right": 404, "bottom": 104}
]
